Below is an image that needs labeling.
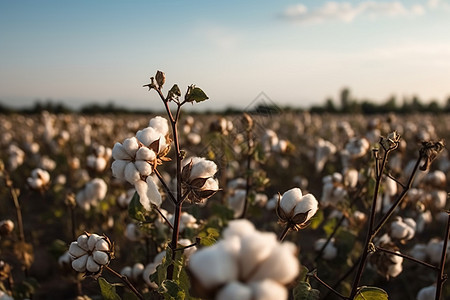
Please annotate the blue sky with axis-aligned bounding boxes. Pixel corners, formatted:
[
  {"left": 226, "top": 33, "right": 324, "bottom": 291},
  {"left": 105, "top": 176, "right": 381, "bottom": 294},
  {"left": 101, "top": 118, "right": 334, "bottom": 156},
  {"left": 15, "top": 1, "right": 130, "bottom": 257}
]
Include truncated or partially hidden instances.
[{"left": 1, "top": 0, "right": 450, "bottom": 110}]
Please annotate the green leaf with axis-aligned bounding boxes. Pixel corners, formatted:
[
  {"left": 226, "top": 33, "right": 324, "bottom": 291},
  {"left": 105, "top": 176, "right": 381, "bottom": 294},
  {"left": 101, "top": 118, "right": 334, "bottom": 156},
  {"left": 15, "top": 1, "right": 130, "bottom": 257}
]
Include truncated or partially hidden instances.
[
  {"left": 186, "top": 86, "right": 208, "bottom": 103},
  {"left": 322, "top": 217, "right": 338, "bottom": 237},
  {"left": 128, "top": 192, "right": 147, "bottom": 222},
  {"left": 298, "top": 265, "right": 309, "bottom": 282},
  {"left": 310, "top": 209, "right": 324, "bottom": 230},
  {"left": 293, "top": 282, "right": 320, "bottom": 300},
  {"left": 354, "top": 286, "right": 389, "bottom": 300},
  {"left": 197, "top": 227, "right": 220, "bottom": 246},
  {"left": 168, "top": 84, "right": 181, "bottom": 101},
  {"left": 159, "top": 280, "right": 185, "bottom": 300},
  {"left": 98, "top": 277, "right": 122, "bottom": 300},
  {"left": 123, "top": 290, "right": 140, "bottom": 300}
]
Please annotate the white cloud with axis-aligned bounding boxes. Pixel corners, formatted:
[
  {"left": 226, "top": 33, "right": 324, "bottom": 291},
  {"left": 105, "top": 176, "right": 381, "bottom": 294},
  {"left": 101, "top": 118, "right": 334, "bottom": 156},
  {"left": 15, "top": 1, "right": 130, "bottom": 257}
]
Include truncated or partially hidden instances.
[
  {"left": 427, "top": 0, "right": 450, "bottom": 10},
  {"left": 281, "top": 1, "right": 425, "bottom": 24}
]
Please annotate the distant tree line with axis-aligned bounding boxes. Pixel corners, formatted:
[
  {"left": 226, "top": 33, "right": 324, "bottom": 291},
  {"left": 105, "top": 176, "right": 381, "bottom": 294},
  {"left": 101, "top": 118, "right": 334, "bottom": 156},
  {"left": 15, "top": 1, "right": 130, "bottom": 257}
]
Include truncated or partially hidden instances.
[
  {"left": 1, "top": 89, "right": 449, "bottom": 115},
  {"left": 0, "top": 100, "right": 154, "bottom": 115},
  {"left": 309, "top": 88, "right": 450, "bottom": 114}
]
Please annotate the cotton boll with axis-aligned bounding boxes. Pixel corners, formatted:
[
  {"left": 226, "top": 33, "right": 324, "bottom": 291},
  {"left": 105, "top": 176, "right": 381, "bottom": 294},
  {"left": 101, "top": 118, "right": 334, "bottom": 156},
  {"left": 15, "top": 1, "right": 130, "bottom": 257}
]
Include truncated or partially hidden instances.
[
  {"left": 149, "top": 116, "right": 169, "bottom": 136},
  {"left": 239, "top": 232, "right": 278, "bottom": 280},
  {"left": 136, "top": 127, "right": 162, "bottom": 148},
  {"left": 188, "top": 157, "right": 218, "bottom": 179},
  {"left": 416, "top": 285, "right": 436, "bottom": 300},
  {"left": 222, "top": 219, "right": 255, "bottom": 239},
  {"left": 250, "top": 242, "right": 299, "bottom": 284},
  {"left": 279, "top": 188, "right": 302, "bottom": 217},
  {"left": 122, "top": 137, "right": 139, "bottom": 157},
  {"left": 216, "top": 282, "right": 252, "bottom": 300},
  {"left": 178, "top": 239, "right": 197, "bottom": 259},
  {"left": 121, "top": 266, "right": 132, "bottom": 278},
  {"left": 125, "top": 223, "right": 142, "bottom": 242},
  {"left": 143, "top": 262, "right": 159, "bottom": 288},
  {"left": 131, "top": 263, "right": 145, "bottom": 281},
  {"left": 431, "top": 190, "right": 447, "bottom": 209},
  {"left": 187, "top": 132, "right": 201, "bottom": 145},
  {"left": 111, "top": 160, "right": 128, "bottom": 179},
  {"left": 250, "top": 279, "right": 288, "bottom": 300},
  {"left": 386, "top": 252, "right": 403, "bottom": 278},
  {"left": 135, "top": 147, "right": 156, "bottom": 161},
  {"left": 72, "top": 254, "right": 88, "bottom": 272},
  {"left": 134, "top": 177, "right": 162, "bottom": 210},
  {"left": 124, "top": 162, "right": 140, "bottom": 184},
  {"left": 189, "top": 241, "right": 239, "bottom": 288},
  {"left": 314, "top": 238, "right": 338, "bottom": 260},
  {"left": 112, "top": 142, "right": 131, "bottom": 160},
  {"left": 409, "top": 244, "right": 427, "bottom": 262},
  {"left": 293, "top": 194, "right": 319, "bottom": 223},
  {"left": 344, "top": 168, "right": 359, "bottom": 188},
  {"left": 227, "top": 189, "right": 246, "bottom": 218}
]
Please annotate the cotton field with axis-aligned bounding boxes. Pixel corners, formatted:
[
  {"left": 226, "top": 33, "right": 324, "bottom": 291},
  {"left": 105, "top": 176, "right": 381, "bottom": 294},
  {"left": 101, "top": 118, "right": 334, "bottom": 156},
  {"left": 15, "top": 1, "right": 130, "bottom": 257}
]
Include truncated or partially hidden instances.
[{"left": 1, "top": 72, "right": 450, "bottom": 300}]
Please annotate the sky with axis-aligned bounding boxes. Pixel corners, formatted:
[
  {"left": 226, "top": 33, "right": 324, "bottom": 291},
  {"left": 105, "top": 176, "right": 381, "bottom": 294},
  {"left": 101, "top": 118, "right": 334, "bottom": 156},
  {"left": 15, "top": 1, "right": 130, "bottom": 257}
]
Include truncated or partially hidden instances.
[{"left": 1, "top": 0, "right": 450, "bottom": 111}]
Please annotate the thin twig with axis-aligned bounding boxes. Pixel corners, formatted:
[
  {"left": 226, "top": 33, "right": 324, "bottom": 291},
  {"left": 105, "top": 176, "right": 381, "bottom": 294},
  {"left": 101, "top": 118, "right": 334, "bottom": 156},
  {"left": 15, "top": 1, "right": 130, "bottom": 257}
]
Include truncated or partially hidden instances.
[
  {"left": 154, "top": 168, "right": 177, "bottom": 205},
  {"left": 152, "top": 205, "right": 174, "bottom": 230},
  {"left": 310, "top": 271, "right": 348, "bottom": 300},
  {"left": 105, "top": 265, "right": 144, "bottom": 300},
  {"left": 350, "top": 148, "right": 387, "bottom": 298},
  {"left": 173, "top": 242, "right": 197, "bottom": 252},
  {"left": 240, "top": 127, "right": 253, "bottom": 219},
  {"left": 278, "top": 223, "right": 291, "bottom": 241},
  {"left": 376, "top": 246, "right": 439, "bottom": 271},
  {"left": 435, "top": 211, "right": 450, "bottom": 300},
  {"left": 386, "top": 173, "right": 406, "bottom": 189}
]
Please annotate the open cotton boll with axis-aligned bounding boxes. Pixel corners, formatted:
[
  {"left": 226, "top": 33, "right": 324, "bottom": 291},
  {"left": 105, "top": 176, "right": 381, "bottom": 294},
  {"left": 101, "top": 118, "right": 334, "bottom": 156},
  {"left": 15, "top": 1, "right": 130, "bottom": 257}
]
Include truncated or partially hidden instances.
[
  {"left": 122, "top": 137, "right": 140, "bottom": 157},
  {"left": 134, "top": 177, "right": 162, "bottom": 209},
  {"left": 222, "top": 219, "right": 256, "bottom": 240},
  {"left": 239, "top": 232, "right": 278, "bottom": 280},
  {"left": 112, "top": 142, "right": 131, "bottom": 160},
  {"left": 188, "top": 157, "right": 218, "bottom": 179},
  {"left": 409, "top": 244, "right": 427, "bottom": 261},
  {"left": 149, "top": 116, "right": 169, "bottom": 136},
  {"left": 280, "top": 188, "right": 302, "bottom": 217},
  {"left": 136, "top": 127, "right": 165, "bottom": 150},
  {"left": 293, "top": 194, "right": 319, "bottom": 221},
  {"left": 178, "top": 239, "right": 197, "bottom": 259},
  {"left": 227, "top": 189, "right": 246, "bottom": 218},
  {"left": 386, "top": 253, "right": 403, "bottom": 278},
  {"left": 216, "top": 282, "right": 252, "bottom": 300},
  {"left": 188, "top": 240, "right": 239, "bottom": 288},
  {"left": 314, "top": 238, "right": 338, "bottom": 260},
  {"left": 249, "top": 279, "right": 288, "bottom": 300},
  {"left": 416, "top": 285, "right": 436, "bottom": 300},
  {"left": 250, "top": 242, "right": 299, "bottom": 284},
  {"left": 135, "top": 147, "right": 156, "bottom": 161}
]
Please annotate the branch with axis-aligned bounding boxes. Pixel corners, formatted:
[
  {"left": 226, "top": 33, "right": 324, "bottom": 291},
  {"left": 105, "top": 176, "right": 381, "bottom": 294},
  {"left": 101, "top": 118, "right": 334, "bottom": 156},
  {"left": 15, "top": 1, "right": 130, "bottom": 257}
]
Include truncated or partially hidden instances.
[
  {"left": 105, "top": 265, "right": 144, "bottom": 300},
  {"left": 153, "top": 168, "right": 177, "bottom": 205},
  {"left": 435, "top": 211, "right": 450, "bottom": 300}
]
